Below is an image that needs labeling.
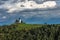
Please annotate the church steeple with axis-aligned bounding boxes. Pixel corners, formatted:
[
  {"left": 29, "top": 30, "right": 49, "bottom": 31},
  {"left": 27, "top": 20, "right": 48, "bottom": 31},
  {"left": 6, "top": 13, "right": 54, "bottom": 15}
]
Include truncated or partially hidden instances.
[
  {"left": 15, "top": 18, "right": 25, "bottom": 24},
  {"left": 19, "top": 18, "right": 22, "bottom": 23},
  {"left": 15, "top": 18, "right": 22, "bottom": 24}
]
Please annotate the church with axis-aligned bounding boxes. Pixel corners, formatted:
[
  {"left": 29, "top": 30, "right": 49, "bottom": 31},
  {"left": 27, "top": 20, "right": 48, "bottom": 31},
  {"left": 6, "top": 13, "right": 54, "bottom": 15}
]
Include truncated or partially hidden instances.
[
  {"left": 19, "top": 18, "right": 22, "bottom": 23},
  {"left": 15, "top": 18, "right": 22, "bottom": 24}
]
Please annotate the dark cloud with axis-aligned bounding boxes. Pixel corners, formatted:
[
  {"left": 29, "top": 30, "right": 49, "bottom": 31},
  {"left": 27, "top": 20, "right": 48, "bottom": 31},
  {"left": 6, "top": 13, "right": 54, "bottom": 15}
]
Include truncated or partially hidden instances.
[
  {"left": 0, "top": 0, "right": 8, "bottom": 1},
  {"left": 45, "top": 0, "right": 56, "bottom": 1}
]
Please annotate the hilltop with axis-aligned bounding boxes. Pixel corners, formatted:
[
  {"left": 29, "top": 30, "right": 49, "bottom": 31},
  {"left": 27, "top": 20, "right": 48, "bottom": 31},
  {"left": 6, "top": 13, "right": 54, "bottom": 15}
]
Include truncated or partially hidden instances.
[{"left": 0, "top": 23, "right": 60, "bottom": 40}]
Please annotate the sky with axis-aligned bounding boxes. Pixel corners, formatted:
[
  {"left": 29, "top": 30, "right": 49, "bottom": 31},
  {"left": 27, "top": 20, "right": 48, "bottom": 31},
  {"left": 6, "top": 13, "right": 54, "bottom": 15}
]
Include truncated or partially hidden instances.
[{"left": 0, "top": 0, "right": 60, "bottom": 25}]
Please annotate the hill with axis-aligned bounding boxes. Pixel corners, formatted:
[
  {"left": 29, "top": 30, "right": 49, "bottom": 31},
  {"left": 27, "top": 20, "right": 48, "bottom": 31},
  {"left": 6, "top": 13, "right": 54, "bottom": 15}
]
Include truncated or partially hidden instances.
[{"left": 0, "top": 23, "right": 60, "bottom": 40}]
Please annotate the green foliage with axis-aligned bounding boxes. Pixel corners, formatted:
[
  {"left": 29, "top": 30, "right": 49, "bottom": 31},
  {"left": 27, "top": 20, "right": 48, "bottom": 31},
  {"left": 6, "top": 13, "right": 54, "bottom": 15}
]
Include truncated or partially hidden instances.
[{"left": 0, "top": 24, "right": 60, "bottom": 40}]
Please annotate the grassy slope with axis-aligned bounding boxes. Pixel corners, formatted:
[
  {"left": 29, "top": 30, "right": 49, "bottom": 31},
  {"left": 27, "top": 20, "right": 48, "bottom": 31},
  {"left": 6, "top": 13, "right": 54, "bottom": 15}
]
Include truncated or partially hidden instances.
[
  {"left": 13, "top": 23, "right": 43, "bottom": 30},
  {"left": 0, "top": 23, "right": 60, "bottom": 40}
]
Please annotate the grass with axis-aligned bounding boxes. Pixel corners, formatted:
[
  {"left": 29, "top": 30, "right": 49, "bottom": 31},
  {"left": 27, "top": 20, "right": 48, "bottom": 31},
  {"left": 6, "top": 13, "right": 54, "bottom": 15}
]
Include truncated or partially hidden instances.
[{"left": 14, "top": 23, "right": 43, "bottom": 31}]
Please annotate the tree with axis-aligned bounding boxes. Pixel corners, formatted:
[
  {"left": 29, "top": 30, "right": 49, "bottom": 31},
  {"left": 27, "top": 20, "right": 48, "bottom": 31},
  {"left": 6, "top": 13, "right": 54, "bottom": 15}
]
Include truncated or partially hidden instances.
[{"left": 15, "top": 19, "right": 19, "bottom": 24}]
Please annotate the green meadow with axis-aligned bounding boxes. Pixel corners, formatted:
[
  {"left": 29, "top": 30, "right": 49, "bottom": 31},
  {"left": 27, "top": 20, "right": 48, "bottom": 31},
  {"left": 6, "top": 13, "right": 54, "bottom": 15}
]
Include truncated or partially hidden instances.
[{"left": 0, "top": 23, "right": 60, "bottom": 40}]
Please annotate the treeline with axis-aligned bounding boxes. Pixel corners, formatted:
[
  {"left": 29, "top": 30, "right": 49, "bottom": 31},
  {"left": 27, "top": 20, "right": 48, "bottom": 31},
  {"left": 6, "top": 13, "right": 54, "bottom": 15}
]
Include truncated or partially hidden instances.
[{"left": 0, "top": 24, "right": 60, "bottom": 40}]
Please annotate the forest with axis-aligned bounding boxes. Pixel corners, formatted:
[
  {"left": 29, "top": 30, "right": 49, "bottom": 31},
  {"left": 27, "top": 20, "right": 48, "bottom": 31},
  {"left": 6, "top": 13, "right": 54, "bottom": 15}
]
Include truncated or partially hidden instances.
[{"left": 0, "top": 23, "right": 60, "bottom": 40}]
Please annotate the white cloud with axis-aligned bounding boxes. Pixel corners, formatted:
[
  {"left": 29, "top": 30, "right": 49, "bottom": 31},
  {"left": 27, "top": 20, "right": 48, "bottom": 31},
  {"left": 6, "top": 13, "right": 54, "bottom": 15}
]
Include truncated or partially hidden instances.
[
  {"left": 0, "top": 13, "right": 2, "bottom": 15},
  {"left": 2, "top": 16, "right": 7, "bottom": 19},
  {"left": 0, "top": 0, "right": 57, "bottom": 13}
]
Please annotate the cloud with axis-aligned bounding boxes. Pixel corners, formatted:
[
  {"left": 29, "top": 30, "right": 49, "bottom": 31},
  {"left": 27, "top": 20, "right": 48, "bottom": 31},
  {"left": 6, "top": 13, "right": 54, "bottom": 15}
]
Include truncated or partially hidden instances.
[
  {"left": 0, "top": 0, "right": 59, "bottom": 23},
  {"left": 0, "top": 13, "right": 2, "bottom": 15},
  {"left": 2, "top": 16, "right": 7, "bottom": 19},
  {"left": 0, "top": 0, "right": 56, "bottom": 13}
]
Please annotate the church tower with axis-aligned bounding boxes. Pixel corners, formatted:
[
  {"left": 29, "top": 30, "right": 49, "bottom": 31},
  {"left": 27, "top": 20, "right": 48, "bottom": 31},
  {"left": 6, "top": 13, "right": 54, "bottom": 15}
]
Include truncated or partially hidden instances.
[
  {"left": 19, "top": 18, "right": 22, "bottom": 23},
  {"left": 15, "top": 18, "right": 25, "bottom": 24},
  {"left": 15, "top": 18, "right": 22, "bottom": 24}
]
